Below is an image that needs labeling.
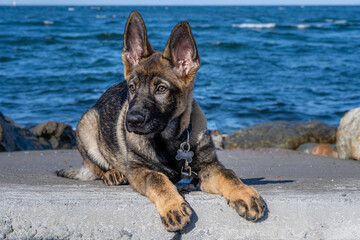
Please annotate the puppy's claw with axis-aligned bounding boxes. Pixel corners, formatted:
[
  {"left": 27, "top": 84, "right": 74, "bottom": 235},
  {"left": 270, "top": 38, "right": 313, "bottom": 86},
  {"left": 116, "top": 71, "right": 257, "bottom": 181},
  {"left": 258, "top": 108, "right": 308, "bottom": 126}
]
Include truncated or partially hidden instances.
[
  {"left": 229, "top": 186, "right": 265, "bottom": 222},
  {"left": 160, "top": 202, "right": 192, "bottom": 232},
  {"left": 101, "top": 169, "right": 127, "bottom": 186}
]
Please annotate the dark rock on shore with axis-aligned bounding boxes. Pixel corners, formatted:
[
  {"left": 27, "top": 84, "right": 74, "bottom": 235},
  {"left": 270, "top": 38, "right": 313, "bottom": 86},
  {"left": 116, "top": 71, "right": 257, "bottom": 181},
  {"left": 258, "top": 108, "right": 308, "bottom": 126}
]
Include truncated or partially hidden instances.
[
  {"left": 30, "top": 121, "right": 76, "bottom": 150},
  {"left": 0, "top": 112, "right": 43, "bottom": 151},
  {"left": 0, "top": 112, "right": 76, "bottom": 152},
  {"left": 224, "top": 120, "right": 337, "bottom": 150}
]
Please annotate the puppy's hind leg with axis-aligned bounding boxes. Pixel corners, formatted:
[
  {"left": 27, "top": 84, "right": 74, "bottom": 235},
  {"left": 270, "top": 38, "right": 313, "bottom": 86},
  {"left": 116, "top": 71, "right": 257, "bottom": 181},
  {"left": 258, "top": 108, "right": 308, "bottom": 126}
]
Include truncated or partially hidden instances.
[
  {"left": 58, "top": 108, "right": 106, "bottom": 182},
  {"left": 57, "top": 157, "right": 98, "bottom": 181},
  {"left": 57, "top": 166, "right": 97, "bottom": 181},
  {"left": 58, "top": 108, "right": 127, "bottom": 185}
]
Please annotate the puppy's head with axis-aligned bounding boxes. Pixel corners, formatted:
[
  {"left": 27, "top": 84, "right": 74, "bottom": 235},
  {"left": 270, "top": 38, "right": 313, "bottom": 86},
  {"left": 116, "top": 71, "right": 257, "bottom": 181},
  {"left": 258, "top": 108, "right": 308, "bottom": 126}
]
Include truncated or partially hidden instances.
[{"left": 122, "top": 11, "right": 200, "bottom": 135}]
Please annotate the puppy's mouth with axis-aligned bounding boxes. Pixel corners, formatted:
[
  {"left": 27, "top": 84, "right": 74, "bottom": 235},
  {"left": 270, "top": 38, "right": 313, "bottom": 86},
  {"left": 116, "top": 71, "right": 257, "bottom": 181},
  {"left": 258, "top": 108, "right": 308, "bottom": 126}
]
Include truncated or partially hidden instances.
[
  {"left": 126, "top": 121, "right": 150, "bottom": 135},
  {"left": 125, "top": 120, "right": 167, "bottom": 135},
  {"left": 127, "top": 127, "right": 152, "bottom": 135}
]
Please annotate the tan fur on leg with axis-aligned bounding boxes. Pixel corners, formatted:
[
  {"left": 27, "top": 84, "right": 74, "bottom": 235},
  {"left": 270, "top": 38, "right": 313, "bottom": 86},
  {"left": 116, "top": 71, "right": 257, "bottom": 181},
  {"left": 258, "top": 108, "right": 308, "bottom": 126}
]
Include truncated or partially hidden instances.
[
  {"left": 129, "top": 168, "right": 192, "bottom": 231},
  {"left": 199, "top": 163, "right": 265, "bottom": 221}
]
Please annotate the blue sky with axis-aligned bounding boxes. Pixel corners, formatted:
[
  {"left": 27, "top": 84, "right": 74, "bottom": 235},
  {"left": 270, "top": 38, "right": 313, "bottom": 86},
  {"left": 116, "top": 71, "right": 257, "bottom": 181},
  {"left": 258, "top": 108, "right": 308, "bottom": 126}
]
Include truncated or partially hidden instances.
[{"left": 1, "top": 0, "right": 359, "bottom": 5}]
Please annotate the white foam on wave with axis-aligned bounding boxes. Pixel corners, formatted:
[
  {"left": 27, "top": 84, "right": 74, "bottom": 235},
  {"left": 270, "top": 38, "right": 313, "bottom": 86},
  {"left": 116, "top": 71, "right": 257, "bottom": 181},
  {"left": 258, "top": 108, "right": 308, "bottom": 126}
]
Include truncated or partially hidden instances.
[
  {"left": 95, "top": 15, "right": 108, "bottom": 19},
  {"left": 43, "top": 20, "right": 54, "bottom": 25},
  {"left": 334, "top": 20, "right": 347, "bottom": 24},
  {"left": 295, "top": 24, "right": 310, "bottom": 29},
  {"left": 68, "top": 8, "right": 75, "bottom": 11},
  {"left": 232, "top": 23, "right": 276, "bottom": 29}
]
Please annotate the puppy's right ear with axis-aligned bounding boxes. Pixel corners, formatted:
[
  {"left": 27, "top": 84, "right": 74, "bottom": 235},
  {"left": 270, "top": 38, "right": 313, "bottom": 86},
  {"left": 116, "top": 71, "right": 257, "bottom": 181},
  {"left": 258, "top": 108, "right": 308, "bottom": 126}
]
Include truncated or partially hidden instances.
[
  {"left": 121, "top": 11, "right": 154, "bottom": 78},
  {"left": 162, "top": 21, "right": 200, "bottom": 85}
]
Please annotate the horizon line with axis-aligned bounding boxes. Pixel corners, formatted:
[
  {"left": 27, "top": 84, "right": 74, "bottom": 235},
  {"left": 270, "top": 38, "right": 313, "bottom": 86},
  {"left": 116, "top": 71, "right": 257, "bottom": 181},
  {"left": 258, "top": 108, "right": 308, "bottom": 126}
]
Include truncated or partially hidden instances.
[{"left": 1, "top": 4, "right": 360, "bottom": 6}]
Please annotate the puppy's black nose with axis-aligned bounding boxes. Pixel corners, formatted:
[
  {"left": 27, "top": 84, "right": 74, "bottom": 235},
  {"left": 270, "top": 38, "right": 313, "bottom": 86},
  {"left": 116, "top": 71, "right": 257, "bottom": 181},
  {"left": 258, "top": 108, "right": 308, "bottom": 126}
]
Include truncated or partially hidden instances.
[{"left": 126, "top": 111, "right": 145, "bottom": 127}]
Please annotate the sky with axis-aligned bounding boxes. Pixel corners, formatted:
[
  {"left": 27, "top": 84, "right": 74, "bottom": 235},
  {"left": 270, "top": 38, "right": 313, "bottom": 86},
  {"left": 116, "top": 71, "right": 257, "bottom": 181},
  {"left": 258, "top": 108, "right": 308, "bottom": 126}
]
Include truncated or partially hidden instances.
[{"left": 0, "top": 0, "right": 359, "bottom": 5}]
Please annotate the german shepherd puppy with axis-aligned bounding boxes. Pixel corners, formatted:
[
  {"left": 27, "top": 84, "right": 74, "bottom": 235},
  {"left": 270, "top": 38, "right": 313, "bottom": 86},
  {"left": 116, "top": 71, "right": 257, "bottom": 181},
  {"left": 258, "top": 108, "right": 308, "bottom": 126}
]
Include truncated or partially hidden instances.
[{"left": 58, "top": 11, "right": 265, "bottom": 231}]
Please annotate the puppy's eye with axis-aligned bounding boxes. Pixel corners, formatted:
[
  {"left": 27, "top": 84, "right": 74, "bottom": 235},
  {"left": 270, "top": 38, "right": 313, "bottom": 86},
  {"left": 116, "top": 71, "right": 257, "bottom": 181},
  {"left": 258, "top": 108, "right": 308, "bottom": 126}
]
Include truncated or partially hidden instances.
[
  {"left": 129, "top": 84, "right": 136, "bottom": 92},
  {"left": 156, "top": 86, "right": 167, "bottom": 93}
]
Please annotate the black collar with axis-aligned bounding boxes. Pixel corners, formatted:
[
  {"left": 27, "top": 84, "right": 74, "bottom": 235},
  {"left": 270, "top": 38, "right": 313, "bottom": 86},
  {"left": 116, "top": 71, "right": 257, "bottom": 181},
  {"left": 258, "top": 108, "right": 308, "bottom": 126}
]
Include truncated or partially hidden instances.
[{"left": 179, "top": 123, "right": 192, "bottom": 142}]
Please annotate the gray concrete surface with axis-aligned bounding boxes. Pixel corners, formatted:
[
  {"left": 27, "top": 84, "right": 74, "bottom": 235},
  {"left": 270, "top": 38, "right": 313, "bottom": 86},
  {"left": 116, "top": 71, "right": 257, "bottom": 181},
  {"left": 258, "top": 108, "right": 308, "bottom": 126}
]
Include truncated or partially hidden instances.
[{"left": 0, "top": 149, "right": 360, "bottom": 240}]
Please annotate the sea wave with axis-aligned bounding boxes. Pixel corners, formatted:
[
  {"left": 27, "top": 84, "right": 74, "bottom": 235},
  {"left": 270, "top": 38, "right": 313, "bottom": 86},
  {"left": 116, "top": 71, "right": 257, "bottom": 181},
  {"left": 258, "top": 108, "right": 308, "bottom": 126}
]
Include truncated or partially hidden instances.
[
  {"left": 232, "top": 23, "right": 276, "bottom": 29},
  {"left": 0, "top": 20, "right": 60, "bottom": 26},
  {"left": 233, "top": 22, "right": 332, "bottom": 30},
  {"left": 96, "top": 32, "right": 123, "bottom": 40},
  {"left": 207, "top": 41, "right": 246, "bottom": 49},
  {"left": 0, "top": 56, "right": 14, "bottom": 62},
  {"left": 43, "top": 20, "right": 54, "bottom": 25},
  {"left": 95, "top": 15, "right": 108, "bottom": 19},
  {"left": 295, "top": 24, "right": 311, "bottom": 29},
  {"left": 95, "top": 15, "right": 117, "bottom": 19},
  {"left": 334, "top": 20, "right": 347, "bottom": 24},
  {"left": 192, "top": 24, "right": 217, "bottom": 29}
]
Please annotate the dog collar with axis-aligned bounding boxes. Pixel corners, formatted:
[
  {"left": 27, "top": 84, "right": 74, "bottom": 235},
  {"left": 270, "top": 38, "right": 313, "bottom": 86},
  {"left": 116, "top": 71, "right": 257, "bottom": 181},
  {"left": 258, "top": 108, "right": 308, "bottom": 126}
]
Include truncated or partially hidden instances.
[
  {"left": 179, "top": 123, "right": 192, "bottom": 141},
  {"left": 175, "top": 129, "right": 197, "bottom": 178}
]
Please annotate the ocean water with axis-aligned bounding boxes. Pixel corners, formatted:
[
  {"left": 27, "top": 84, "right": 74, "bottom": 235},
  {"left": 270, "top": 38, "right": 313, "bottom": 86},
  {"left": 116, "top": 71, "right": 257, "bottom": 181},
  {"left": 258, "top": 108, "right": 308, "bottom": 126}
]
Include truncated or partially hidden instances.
[{"left": 0, "top": 6, "right": 359, "bottom": 133}]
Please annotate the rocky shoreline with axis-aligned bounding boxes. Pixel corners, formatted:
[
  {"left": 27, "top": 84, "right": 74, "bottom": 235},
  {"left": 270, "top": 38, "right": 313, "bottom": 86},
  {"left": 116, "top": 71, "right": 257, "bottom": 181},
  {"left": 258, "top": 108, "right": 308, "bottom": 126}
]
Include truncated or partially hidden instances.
[
  {"left": 1, "top": 108, "right": 359, "bottom": 161},
  {"left": 0, "top": 112, "right": 76, "bottom": 152}
]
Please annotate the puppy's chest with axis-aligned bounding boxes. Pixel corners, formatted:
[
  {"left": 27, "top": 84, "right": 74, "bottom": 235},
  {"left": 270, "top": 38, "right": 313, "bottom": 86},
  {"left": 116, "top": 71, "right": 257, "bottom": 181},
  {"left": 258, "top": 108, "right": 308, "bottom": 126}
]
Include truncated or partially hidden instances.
[{"left": 151, "top": 137, "right": 184, "bottom": 170}]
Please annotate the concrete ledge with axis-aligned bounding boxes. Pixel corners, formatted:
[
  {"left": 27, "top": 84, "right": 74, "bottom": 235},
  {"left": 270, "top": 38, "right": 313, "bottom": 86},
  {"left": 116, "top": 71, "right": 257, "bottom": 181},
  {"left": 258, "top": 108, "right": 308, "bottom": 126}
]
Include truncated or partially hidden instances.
[{"left": 1, "top": 150, "right": 360, "bottom": 239}]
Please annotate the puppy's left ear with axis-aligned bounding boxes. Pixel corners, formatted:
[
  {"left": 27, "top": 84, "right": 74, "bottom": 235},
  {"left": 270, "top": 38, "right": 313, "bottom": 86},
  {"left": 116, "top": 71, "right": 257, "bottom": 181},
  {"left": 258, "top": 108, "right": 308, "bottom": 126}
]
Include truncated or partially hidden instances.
[
  {"left": 122, "top": 11, "right": 154, "bottom": 78},
  {"left": 163, "top": 21, "right": 200, "bottom": 84}
]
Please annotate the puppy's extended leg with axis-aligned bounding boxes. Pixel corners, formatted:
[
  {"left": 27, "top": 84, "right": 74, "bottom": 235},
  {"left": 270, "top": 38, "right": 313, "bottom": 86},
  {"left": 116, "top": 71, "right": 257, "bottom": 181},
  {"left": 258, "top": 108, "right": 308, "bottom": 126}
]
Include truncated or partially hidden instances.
[
  {"left": 128, "top": 167, "right": 192, "bottom": 232},
  {"left": 198, "top": 162, "right": 265, "bottom": 221}
]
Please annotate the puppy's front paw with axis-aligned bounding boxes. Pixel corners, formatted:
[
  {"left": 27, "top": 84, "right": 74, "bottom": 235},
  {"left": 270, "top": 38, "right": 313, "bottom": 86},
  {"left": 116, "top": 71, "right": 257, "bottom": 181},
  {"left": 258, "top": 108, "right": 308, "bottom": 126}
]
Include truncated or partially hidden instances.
[
  {"left": 159, "top": 202, "right": 192, "bottom": 232},
  {"left": 101, "top": 169, "right": 127, "bottom": 186},
  {"left": 228, "top": 185, "right": 265, "bottom": 221}
]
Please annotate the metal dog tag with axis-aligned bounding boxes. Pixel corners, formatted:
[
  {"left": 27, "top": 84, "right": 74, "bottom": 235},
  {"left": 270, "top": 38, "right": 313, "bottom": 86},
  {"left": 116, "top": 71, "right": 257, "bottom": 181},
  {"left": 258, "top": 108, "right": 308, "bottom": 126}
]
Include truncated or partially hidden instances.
[{"left": 175, "top": 142, "right": 194, "bottom": 163}]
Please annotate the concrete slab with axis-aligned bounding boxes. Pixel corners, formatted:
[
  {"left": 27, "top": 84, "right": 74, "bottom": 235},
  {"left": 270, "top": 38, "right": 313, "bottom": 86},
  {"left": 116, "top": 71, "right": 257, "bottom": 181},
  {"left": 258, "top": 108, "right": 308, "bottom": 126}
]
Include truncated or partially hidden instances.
[{"left": 0, "top": 149, "right": 360, "bottom": 239}]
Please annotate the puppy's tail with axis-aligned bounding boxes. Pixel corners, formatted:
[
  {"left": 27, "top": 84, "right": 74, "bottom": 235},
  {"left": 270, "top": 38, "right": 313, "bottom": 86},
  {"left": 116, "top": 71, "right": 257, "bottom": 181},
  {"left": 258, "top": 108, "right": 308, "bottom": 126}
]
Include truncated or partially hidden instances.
[{"left": 57, "top": 165, "right": 97, "bottom": 181}]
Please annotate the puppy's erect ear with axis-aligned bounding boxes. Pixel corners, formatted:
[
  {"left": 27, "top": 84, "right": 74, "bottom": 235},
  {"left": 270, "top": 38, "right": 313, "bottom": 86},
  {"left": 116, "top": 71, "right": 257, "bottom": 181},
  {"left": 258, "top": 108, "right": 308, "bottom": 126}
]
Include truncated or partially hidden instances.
[
  {"left": 122, "top": 11, "right": 154, "bottom": 77},
  {"left": 163, "top": 21, "right": 200, "bottom": 83}
]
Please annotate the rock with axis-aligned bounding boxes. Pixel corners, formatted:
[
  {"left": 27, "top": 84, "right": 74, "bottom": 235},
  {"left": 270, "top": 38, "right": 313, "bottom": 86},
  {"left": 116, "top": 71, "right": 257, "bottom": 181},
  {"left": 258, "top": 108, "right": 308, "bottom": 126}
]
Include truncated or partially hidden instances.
[
  {"left": 336, "top": 107, "right": 360, "bottom": 160},
  {"left": 0, "top": 112, "right": 43, "bottom": 152},
  {"left": 297, "top": 143, "right": 338, "bottom": 158},
  {"left": 330, "top": 150, "right": 339, "bottom": 158},
  {"left": 210, "top": 130, "right": 226, "bottom": 150},
  {"left": 30, "top": 121, "right": 76, "bottom": 150},
  {"left": 297, "top": 143, "right": 318, "bottom": 154},
  {"left": 224, "top": 120, "right": 337, "bottom": 150},
  {"left": 310, "top": 144, "right": 335, "bottom": 157}
]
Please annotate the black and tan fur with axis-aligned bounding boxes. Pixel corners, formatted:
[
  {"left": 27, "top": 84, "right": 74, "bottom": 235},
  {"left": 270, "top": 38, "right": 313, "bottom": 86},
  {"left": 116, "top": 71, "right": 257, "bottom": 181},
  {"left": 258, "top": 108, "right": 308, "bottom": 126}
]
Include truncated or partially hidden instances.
[{"left": 58, "top": 11, "right": 265, "bottom": 231}]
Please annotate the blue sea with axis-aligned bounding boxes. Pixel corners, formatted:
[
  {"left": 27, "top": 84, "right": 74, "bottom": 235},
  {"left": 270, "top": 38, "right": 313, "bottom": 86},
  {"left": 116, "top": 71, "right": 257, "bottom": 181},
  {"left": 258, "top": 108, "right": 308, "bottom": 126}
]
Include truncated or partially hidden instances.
[{"left": 0, "top": 6, "right": 359, "bottom": 133}]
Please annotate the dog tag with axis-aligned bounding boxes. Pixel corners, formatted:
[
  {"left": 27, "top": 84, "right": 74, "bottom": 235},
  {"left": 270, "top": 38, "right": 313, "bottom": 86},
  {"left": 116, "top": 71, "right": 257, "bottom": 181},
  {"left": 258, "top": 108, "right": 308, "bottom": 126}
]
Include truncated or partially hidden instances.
[
  {"left": 175, "top": 144, "right": 194, "bottom": 163},
  {"left": 176, "top": 130, "right": 197, "bottom": 178}
]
